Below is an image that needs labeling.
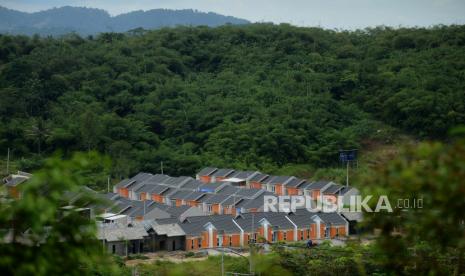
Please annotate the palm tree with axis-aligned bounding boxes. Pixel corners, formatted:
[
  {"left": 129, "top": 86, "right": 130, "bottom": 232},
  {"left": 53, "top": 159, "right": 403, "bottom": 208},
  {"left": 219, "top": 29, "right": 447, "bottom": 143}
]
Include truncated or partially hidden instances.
[{"left": 25, "top": 119, "right": 50, "bottom": 155}]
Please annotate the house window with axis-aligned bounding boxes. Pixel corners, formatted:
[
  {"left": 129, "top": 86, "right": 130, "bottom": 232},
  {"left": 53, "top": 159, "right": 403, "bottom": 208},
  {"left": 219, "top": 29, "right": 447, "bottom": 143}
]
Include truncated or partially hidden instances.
[
  {"left": 271, "top": 185, "right": 276, "bottom": 192},
  {"left": 283, "top": 232, "right": 287, "bottom": 241},
  {"left": 217, "top": 236, "right": 222, "bottom": 247},
  {"left": 207, "top": 205, "right": 213, "bottom": 213},
  {"left": 229, "top": 236, "right": 233, "bottom": 246},
  {"left": 112, "top": 244, "right": 116, "bottom": 254},
  {"left": 261, "top": 184, "right": 266, "bottom": 190},
  {"left": 191, "top": 239, "right": 194, "bottom": 249},
  {"left": 301, "top": 230, "right": 304, "bottom": 240},
  {"left": 336, "top": 227, "right": 340, "bottom": 236},
  {"left": 171, "top": 199, "right": 176, "bottom": 206},
  {"left": 198, "top": 238, "right": 202, "bottom": 248}
]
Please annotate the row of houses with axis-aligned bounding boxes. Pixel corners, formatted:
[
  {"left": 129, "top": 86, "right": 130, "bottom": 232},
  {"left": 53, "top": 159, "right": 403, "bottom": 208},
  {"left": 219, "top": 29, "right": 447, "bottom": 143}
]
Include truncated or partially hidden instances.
[
  {"left": 196, "top": 167, "right": 359, "bottom": 201},
  {"left": 113, "top": 173, "right": 279, "bottom": 215},
  {"left": 97, "top": 207, "right": 349, "bottom": 255},
  {"left": 113, "top": 169, "right": 359, "bottom": 216}
]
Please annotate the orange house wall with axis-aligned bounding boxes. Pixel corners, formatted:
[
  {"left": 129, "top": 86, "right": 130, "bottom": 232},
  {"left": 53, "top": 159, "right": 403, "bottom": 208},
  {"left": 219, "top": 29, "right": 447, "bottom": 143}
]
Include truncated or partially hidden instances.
[
  {"left": 200, "top": 176, "right": 211, "bottom": 183},
  {"left": 250, "top": 182, "right": 262, "bottom": 189},
  {"left": 151, "top": 194, "right": 164, "bottom": 203},
  {"left": 119, "top": 188, "right": 129, "bottom": 198},
  {"left": 287, "top": 187, "right": 299, "bottom": 196},
  {"left": 275, "top": 184, "right": 284, "bottom": 195},
  {"left": 212, "top": 204, "right": 221, "bottom": 214},
  {"left": 311, "top": 190, "right": 320, "bottom": 201}
]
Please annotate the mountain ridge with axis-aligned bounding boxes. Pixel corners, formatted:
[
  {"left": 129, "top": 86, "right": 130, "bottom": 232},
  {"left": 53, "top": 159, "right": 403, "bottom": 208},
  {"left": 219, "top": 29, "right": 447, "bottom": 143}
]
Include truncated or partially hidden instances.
[{"left": 0, "top": 6, "right": 250, "bottom": 36}]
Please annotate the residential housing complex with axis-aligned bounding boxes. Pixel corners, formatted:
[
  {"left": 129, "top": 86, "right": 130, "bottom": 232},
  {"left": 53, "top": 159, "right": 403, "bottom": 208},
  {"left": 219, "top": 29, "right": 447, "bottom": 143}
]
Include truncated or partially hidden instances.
[{"left": 2, "top": 168, "right": 359, "bottom": 256}]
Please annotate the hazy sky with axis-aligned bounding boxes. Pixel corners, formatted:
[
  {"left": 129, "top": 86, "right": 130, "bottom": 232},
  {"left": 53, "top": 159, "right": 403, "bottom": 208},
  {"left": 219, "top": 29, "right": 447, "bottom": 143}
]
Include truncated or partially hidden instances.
[{"left": 1, "top": 0, "right": 464, "bottom": 29}]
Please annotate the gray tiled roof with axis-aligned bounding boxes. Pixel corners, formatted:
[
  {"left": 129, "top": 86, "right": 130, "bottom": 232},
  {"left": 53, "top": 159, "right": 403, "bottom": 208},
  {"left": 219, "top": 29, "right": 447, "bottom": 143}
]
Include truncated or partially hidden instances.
[
  {"left": 198, "top": 182, "right": 227, "bottom": 193},
  {"left": 315, "top": 212, "right": 347, "bottom": 225},
  {"left": 134, "top": 184, "right": 159, "bottom": 193},
  {"left": 211, "top": 169, "right": 235, "bottom": 177},
  {"left": 97, "top": 222, "right": 148, "bottom": 242},
  {"left": 146, "top": 174, "right": 171, "bottom": 184},
  {"left": 179, "top": 220, "right": 208, "bottom": 236},
  {"left": 287, "top": 214, "right": 314, "bottom": 227},
  {"left": 180, "top": 179, "right": 203, "bottom": 190},
  {"left": 228, "top": 171, "right": 259, "bottom": 180},
  {"left": 183, "top": 191, "right": 207, "bottom": 201},
  {"left": 203, "top": 193, "right": 231, "bottom": 204},
  {"left": 221, "top": 196, "right": 243, "bottom": 206},
  {"left": 163, "top": 176, "right": 193, "bottom": 187},
  {"left": 235, "top": 188, "right": 264, "bottom": 199},
  {"left": 285, "top": 178, "right": 307, "bottom": 188},
  {"left": 217, "top": 185, "right": 240, "bottom": 195},
  {"left": 149, "top": 184, "right": 172, "bottom": 195},
  {"left": 263, "top": 175, "right": 294, "bottom": 185},
  {"left": 304, "top": 181, "right": 332, "bottom": 190},
  {"left": 322, "top": 184, "right": 344, "bottom": 194},
  {"left": 168, "top": 190, "right": 196, "bottom": 200},
  {"left": 249, "top": 173, "right": 269, "bottom": 183},
  {"left": 3, "top": 175, "right": 30, "bottom": 187},
  {"left": 197, "top": 167, "right": 218, "bottom": 176}
]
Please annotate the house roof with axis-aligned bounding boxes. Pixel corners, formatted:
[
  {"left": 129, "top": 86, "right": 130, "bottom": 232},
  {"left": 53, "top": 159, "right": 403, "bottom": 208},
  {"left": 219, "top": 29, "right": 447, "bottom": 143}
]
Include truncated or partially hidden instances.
[
  {"left": 249, "top": 173, "right": 269, "bottom": 183},
  {"left": 163, "top": 176, "right": 193, "bottom": 188},
  {"left": 235, "top": 188, "right": 264, "bottom": 199},
  {"left": 228, "top": 171, "right": 259, "bottom": 180},
  {"left": 203, "top": 193, "right": 231, "bottom": 204},
  {"left": 286, "top": 214, "right": 314, "bottom": 227},
  {"left": 180, "top": 179, "right": 203, "bottom": 190},
  {"left": 285, "top": 178, "right": 307, "bottom": 188},
  {"left": 168, "top": 190, "right": 196, "bottom": 200},
  {"left": 263, "top": 175, "right": 295, "bottom": 185},
  {"left": 304, "top": 181, "right": 333, "bottom": 190},
  {"left": 211, "top": 169, "right": 235, "bottom": 177},
  {"left": 114, "top": 172, "right": 153, "bottom": 189},
  {"left": 151, "top": 222, "right": 186, "bottom": 237},
  {"left": 322, "top": 184, "right": 344, "bottom": 194},
  {"left": 3, "top": 174, "right": 30, "bottom": 187},
  {"left": 179, "top": 220, "right": 208, "bottom": 236},
  {"left": 314, "top": 212, "right": 347, "bottom": 225},
  {"left": 217, "top": 185, "right": 240, "bottom": 195},
  {"left": 191, "top": 193, "right": 211, "bottom": 203},
  {"left": 221, "top": 196, "right": 243, "bottom": 206},
  {"left": 149, "top": 184, "right": 172, "bottom": 195},
  {"left": 197, "top": 167, "right": 218, "bottom": 176},
  {"left": 198, "top": 182, "right": 227, "bottom": 193},
  {"left": 183, "top": 191, "right": 207, "bottom": 201},
  {"left": 97, "top": 222, "right": 148, "bottom": 242}
]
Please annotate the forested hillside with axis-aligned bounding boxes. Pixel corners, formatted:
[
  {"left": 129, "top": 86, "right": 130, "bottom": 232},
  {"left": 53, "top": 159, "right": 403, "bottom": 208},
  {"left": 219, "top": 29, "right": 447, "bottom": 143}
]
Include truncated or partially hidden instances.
[
  {"left": 0, "top": 24, "right": 464, "bottom": 181},
  {"left": 0, "top": 6, "right": 249, "bottom": 36}
]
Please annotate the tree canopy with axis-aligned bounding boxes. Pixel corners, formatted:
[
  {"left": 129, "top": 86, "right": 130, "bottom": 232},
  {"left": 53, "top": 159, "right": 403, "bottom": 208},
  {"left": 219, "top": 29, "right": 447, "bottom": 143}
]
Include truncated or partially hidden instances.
[{"left": 0, "top": 24, "right": 464, "bottom": 184}]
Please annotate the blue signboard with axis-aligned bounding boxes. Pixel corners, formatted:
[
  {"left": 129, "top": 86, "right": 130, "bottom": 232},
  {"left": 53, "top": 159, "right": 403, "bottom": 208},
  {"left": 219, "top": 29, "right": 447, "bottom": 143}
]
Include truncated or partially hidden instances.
[{"left": 339, "top": 149, "right": 357, "bottom": 162}]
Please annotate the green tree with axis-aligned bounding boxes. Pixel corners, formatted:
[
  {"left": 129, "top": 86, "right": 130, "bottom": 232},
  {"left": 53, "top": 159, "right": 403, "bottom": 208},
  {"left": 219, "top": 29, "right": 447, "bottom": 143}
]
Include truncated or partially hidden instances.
[{"left": 0, "top": 152, "right": 123, "bottom": 275}]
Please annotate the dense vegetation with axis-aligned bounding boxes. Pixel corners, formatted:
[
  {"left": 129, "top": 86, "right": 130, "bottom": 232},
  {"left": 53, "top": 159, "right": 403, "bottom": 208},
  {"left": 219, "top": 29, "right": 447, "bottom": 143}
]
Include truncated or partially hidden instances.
[{"left": 1, "top": 24, "right": 464, "bottom": 184}]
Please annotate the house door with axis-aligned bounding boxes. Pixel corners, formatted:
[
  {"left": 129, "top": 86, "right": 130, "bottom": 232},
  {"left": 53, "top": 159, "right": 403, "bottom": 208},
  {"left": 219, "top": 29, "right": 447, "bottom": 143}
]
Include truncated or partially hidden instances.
[
  {"left": 172, "top": 240, "right": 176, "bottom": 251},
  {"left": 160, "top": 241, "right": 165, "bottom": 250}
]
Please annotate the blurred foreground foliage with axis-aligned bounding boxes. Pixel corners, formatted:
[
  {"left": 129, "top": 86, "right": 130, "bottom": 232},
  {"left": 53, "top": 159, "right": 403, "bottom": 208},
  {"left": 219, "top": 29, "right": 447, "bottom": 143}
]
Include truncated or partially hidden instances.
[{"left": 0, "top": 152, "right": 126, "bottom": 275}]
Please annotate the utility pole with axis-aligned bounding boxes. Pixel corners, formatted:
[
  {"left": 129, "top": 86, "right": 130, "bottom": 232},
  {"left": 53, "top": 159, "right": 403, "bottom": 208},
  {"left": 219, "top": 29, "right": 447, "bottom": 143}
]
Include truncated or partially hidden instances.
[
  {"left": 346, "top": 161, "right": 349, "bottom": 187},
  {"left": 221, "top": 245, "right": 224, "bottom": 276},
  {"left": 107, "top": 176, "right": 110, "bottom": 193},
  {"left": 161, "top": 161, "right": 164, "bottom": 175},
  {"left": 6, "top": 148, "right": 10, "bottom": 175},
  {"left": 250, "top": 213, "right": 254, "bottom": 275}
]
